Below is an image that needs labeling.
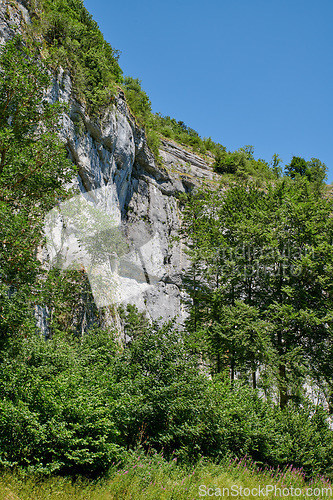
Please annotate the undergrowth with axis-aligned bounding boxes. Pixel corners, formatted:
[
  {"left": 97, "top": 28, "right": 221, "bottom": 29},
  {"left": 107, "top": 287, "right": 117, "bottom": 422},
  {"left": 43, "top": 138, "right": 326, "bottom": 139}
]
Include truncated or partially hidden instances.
[{"left": 1, "top": 453, "right": 332, "bottom": 499}]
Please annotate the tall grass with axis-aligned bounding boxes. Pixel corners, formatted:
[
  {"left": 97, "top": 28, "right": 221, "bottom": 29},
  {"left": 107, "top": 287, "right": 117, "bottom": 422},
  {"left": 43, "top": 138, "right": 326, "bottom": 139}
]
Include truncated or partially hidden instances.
[{"left": 1, "top": 453, "right": 332, "bottom": 499}]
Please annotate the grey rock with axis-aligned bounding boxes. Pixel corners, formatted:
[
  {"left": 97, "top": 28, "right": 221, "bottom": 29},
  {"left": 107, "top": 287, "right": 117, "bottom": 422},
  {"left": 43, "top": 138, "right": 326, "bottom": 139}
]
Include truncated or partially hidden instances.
[
  {"left": 0, "top": 1, "right": 217, "bottom": 326},
  {"left": 0, "top": 0, "right": 30, "bottom": 45}
]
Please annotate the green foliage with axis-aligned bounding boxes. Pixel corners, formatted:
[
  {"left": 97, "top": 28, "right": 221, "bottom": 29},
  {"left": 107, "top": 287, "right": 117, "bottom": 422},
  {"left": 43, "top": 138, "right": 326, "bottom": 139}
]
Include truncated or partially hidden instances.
[
  {"left": 123, "top": 77, "right": 152, "bottom": 125},
  {"left": 114, "top": 314, "right": 209, "bottom": 457},
  {"left": 26, "top": 0, "right": 123, "bottom": 113},
  {"left": 306, "top": 157, "right": 328, "bottom": 187},
  {"left": 213, "top": 149, "right": 247, "bottom": 174},
  {"left": 0, "top": 37, "right": 78, "bottom": 345},
  {"left": 151, "top": 114, "right": 203, "bottom": 150},
  {"left": 204, "top": 299, "right": 273, "bottom": 382},
  {"left": 212, "top": 145, "right": 276, "bottom": 182},
  {"left": 0, "top": 331, "right": 122, "bottom": 475},
  {"left": 40, "top": 269, "right": 98, "bottom": 337},
  {"left": 145, "top": 127, "right": 163, "bottom": 161},
  {"left": 271, "top": 153, "right": 283, "bottom": 178},
  {"left": 285, "top": 155, "right": 327, "bottom": 189},
  {"left": 122, "top": 77, "right": 163, "bottom": 161},
  {"left": 181, "top": 179, "right": 333, "bottom": 407},
  {"left": 285, "top": 156, "right": 308, "bottom": 178},
  {"left": 150, "top": 113, "right": 224, "bottom": 157},
  {"left": 0, "top": 314, "right": 332, "bottom": 477}
]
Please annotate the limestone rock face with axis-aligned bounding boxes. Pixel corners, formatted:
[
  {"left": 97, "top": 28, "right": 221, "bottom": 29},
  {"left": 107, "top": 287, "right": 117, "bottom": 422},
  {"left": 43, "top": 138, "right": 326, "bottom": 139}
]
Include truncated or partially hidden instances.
[
  {"left": 0, "top": 0, "right": 218, "bottom": 324},
  {"left": 0, "top": 0, "right": 30, "bottom": 43},
  {"left": 51, "top": 69, "right": 217, "bottom": 323},
  {"left": 0, "top": 0, "right": 30, "bottom": 45}
]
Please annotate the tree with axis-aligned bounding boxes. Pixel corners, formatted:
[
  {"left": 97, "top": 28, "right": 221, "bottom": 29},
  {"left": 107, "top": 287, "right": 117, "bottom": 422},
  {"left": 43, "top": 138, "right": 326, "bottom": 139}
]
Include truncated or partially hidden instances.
[
  {"left": 285, "top": 156, "right": 308, "bottom": 178},
  {"left": 205, "top": 299, "right": 272, "bottom": 387},
  {"left": 285, "top": 156, "right": 327, "bottom": 189},
  {"left": 270, "top": 153, "right": 283, "bottom": 178},
  {"left": 306, "top": 157, "right": 327, "bottom": 187},
  {"left": 181, "top": 179, "right": 333, "bottom": 407},
  {"left": 239, "top": 145, "right": 255, "bottom": 160},
  {"left": 213, "top": 150, "right": 248, "bottom": 175},
  {"left": 0, "top": 36, "right": 76, "bottom": 341}
]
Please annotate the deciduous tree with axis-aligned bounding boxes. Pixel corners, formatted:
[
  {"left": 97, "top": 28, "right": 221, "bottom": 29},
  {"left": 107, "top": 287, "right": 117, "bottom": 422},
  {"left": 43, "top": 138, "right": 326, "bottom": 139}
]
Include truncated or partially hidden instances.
[{"left": 0, "top": 36, "right": 76, "bottom": 341}]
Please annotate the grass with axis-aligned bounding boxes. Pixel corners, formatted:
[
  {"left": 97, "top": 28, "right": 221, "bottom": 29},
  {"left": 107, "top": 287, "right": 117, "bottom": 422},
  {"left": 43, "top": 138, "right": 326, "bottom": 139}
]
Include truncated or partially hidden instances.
[{"left": 1, "top": 454, "right": 332, "bottom": 499}]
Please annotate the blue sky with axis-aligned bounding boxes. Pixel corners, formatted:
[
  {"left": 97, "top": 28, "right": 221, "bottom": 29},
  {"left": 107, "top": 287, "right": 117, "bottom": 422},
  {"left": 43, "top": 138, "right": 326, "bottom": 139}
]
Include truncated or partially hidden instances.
[{"left": 83, "top": 0, "right": 333, "bottom": 182}]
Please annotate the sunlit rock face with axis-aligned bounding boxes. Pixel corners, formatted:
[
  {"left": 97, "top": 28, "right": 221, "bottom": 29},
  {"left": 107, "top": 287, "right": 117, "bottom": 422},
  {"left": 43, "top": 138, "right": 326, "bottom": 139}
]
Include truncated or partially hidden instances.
[
  {"left": 1, "top": 0, "right": 217, "bottom": 325},
  {"left": 46, "top": 67, "right": 219, "bottom": 324},
  {"left": 0, "top": 0, "right": 30, "bottom": 43},
  {"left": 48, "top": 74, "right": 189, "bottom": 323}
]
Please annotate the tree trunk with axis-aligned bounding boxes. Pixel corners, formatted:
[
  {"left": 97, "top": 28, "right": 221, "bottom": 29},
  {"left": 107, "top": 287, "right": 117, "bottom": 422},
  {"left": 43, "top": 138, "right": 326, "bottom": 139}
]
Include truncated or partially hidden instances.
[
  {"left": 279, "top": 363, "right": 288, "bottom": 409},
  {"left": 230, "top": 356, "right": 235, "bottom": 384},
  {"left": 252, "top": 369, "right": 256, "bottom": 389}
]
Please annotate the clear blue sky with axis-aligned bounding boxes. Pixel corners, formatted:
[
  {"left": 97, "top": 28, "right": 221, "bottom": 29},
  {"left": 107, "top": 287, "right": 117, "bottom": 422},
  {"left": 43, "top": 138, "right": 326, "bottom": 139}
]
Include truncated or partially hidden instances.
[{"left": 83, "top": 0, "right": 333, "bottom": 182}]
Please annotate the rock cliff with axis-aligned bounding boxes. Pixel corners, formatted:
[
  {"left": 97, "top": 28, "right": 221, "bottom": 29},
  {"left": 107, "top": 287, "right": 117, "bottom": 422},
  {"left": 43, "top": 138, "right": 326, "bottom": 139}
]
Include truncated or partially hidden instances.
[{"left": 0, "top": 0, "right": 218, "bottom": 324}]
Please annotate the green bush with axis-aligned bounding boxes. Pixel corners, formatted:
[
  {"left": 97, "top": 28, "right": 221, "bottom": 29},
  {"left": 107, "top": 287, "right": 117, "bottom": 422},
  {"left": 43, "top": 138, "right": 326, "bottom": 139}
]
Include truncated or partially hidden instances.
[
  {"left": 26, "top": 0, "right": 123, "bottom": 113},
  {"left": 123, "top": 77, "right": 152, "bottom": 125},
  {"left": 0, "top": 332, "right": 122, "bottom": 475},
  {"left": 0, "top": 308, "right": 332, "bottom": 478}
]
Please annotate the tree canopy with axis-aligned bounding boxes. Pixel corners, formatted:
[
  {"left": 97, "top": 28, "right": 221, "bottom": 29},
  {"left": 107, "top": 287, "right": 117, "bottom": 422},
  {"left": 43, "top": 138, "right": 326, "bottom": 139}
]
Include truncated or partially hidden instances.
[{"left": 181, "top": 178, "right": 333, "bottom": 408}]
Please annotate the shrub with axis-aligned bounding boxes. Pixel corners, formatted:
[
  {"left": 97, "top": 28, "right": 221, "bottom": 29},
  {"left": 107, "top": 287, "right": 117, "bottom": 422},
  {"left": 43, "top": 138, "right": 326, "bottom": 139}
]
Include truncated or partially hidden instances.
[
  {"left": 26, "top": 0, "right": 123, "bottom": 112},
  {"left": 0, "top": 309, "right": 332, "bottom": 478}
]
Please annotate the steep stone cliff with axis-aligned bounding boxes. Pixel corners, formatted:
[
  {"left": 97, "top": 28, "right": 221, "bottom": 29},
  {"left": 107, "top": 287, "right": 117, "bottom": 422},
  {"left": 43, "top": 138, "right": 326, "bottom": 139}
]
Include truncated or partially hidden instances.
[
  {"left": 0, "top": 0, "right": 218, "bottom": 324},
  {"left": 48, "top": 71, "right": 219, "bottom": 324}
]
